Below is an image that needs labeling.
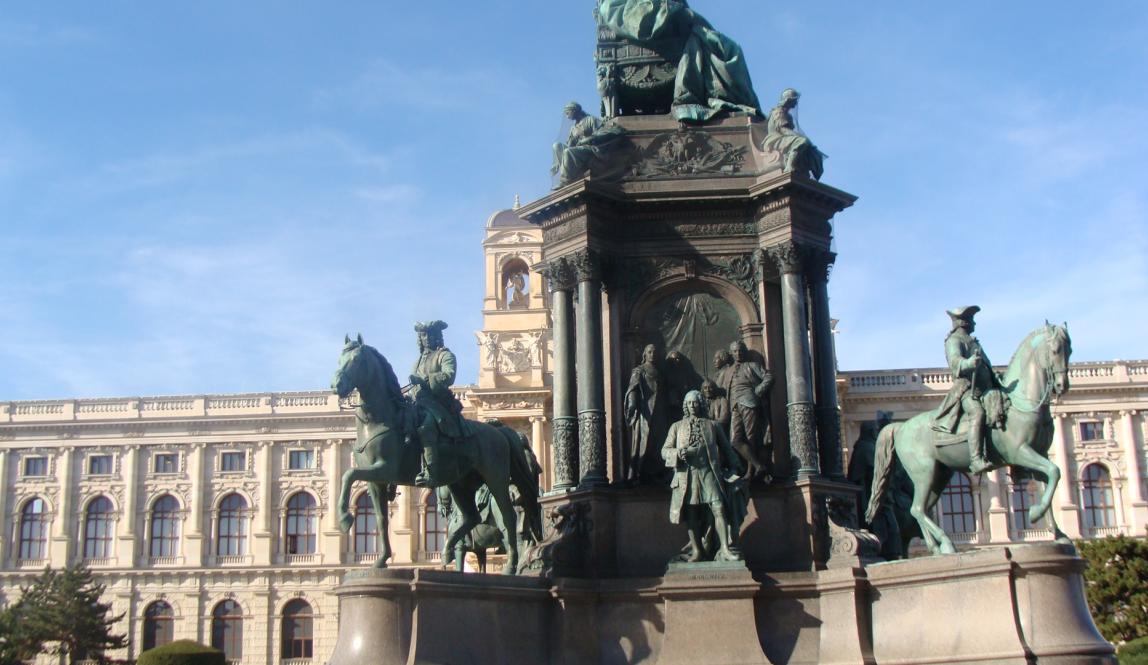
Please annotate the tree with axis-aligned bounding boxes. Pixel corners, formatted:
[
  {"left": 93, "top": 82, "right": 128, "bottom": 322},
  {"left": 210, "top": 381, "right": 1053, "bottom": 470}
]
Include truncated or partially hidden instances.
[
  {"left": 11, "top": 564, "right": 128, "bottom": 665},
  {"left": 1079, "top": 536, "right": 1148, "bottom": 644},
  {"left": 0, "top": 597, "right": 44, "bottom": 665}
]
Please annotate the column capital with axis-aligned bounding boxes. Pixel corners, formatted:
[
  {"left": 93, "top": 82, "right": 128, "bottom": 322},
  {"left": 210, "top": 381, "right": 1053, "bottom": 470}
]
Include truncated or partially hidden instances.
[
  {"left": 805, "top": 249, "right": 837, "bottom": 284},
  {"left": 571, "top": 248, "right": 605, "bottom": 282},
  {"left": 538, "top": 257, "right": 577, "bottom": 292},
  {"left": 766, "top": 241, "right": 814, "bottom": 275}
]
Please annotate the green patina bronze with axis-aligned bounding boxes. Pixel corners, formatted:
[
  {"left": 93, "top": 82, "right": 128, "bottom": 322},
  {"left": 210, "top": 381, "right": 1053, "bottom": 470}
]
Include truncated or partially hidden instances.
[
  {"left": 332, "top": 333, "right": 543, "bottom": 574},
  {"left": 866, "top": 316, "right": 1074, "bottom": 556},
  {"left": 551, "top": 101, "right": 626, "bottom": 188},
  {"left": 763, "top": 88, "right": 825, "bottom": 180},
  {"left": 596, "top": 0, "right": 762, "bottom": 122},
  {"left": 662, "top": 390, "right": 746, "bottom": 562}
]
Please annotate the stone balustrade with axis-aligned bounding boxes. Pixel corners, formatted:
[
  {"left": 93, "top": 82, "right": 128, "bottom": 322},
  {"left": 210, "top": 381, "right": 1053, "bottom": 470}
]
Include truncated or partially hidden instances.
[{"left": 843, "top": 360, "right": 1147, "bottom": 395}]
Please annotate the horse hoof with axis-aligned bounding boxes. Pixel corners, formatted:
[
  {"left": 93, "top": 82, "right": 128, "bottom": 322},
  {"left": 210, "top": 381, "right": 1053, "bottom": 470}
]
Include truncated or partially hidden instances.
[
  {"left": 940, "top": 543, "right": 957, "bottom": 555},
  {"left": 338, "top": 513, "right": 354, "bottom": 534},
  {"left": 1028, "top": 505, "right": 1049, "bottom": 523},
  {"left": 373, "top": 558, "right": 389, "bottom": 569},
  {"left": 501, "top": 562, "right": 516, "bottom": 575}
]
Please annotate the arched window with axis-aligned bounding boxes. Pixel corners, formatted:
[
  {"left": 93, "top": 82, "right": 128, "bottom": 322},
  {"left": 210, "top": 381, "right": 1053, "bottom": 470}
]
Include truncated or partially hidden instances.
[
  {"left": 281, "top": 599, "right": 313, "bottom": 660},
  {"left": 142, "top": 601, "right": 174, "bottom": 651},
  {"left": 83, "top": 496, "right": 115, "bottom": 560},
  {"left": 1010, "top": 479, "right": 1048, "bottom": 531},
  {"left": 18, "top": 497, "right": 49, "bottom": 561},
  {"left": 1081, "top": 463, "right": 1117, "bottom": 531},
  {"left": 353, "top": 493, "right": 378, "bottom": 555},
  {"left": 423, "top": 492, "right": 445, "bottom": 555},
  {"left": 501, "top": 259, "right": 530, "bottom": 310},
  {"left": 939, "top": 473, "right": 977, "bottom": 535},
  {"left": 216, "top": 493, "right": 248, "bottom": 557},
  {"left": 211, "top": 600, "right": 243, "bottom": 661},
  {"left": 150, "top": 495, "right": 181, "bottom": 558},
  {"left": 285, "top": 492, "right": 318, "bottom": 555}
]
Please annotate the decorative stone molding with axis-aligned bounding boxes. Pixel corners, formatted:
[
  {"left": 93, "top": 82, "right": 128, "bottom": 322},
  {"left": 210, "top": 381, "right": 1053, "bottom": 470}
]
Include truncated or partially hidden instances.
[
  {"left": 578, "top": 411, "right": 607, "bottom": 485},
  {"left": 537, "top": 256, "right": 578, "bottom": 293},
  {"left": 570, "top": 249, "right": 605, "bottom": 283},
  {"left": 821, "top": 494, "right": 881, "bottom": 568},
  {"left": 767, "top": 241, "right": 813, "bottom": 276},
  {"left": 788, "top": 401, "right": 820, "bottom": 478},
  {"left": 518, "top": 500, "right": 593, "bottom": 579},
  {"left": 551, "top": 417, "right": 579, "bottom": 489},
  {"left": 630, "top": 128, "right": 748, "bottom": 178},
  {"left": 806, "top": 249, "right": 837, "bottom": 284}
]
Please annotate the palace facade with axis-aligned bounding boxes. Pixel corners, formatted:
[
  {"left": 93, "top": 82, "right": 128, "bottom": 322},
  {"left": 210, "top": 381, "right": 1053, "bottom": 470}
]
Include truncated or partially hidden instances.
[{"left": 1, "top": 206, "right": 1145, "bottom": 664}]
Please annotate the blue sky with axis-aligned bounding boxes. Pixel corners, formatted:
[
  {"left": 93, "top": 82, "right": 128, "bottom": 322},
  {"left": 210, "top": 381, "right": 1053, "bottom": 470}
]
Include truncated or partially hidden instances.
[{"left": 2, "top": 2, "right": 1146, "bottom": 399}]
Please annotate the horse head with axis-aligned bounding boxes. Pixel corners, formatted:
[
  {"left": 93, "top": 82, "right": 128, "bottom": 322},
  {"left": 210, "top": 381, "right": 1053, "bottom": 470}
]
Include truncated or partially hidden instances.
[
  {"left": 331, "top": 334, "right": 403, "bottom": 423},
  {"left": 1041, "top": 321, "right": 1073, "bottom": 397}
]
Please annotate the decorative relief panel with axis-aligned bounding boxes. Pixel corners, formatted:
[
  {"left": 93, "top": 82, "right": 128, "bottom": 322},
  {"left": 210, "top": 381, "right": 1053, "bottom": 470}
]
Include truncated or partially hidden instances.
[
  {"left": 476, "top": 331, "right": 549, "bottom": 375},
  {"left": 630, "top": 128, "right": 747, "bottom": 178}
]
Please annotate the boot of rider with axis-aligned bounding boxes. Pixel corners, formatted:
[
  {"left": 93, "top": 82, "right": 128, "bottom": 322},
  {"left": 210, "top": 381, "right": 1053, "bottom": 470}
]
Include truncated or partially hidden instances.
[
  {"left": 968, "top": 417, "right": 990, "bottom": 474},
  {"left": 414, "top": 424, "right": 441, "bottom": 487}
]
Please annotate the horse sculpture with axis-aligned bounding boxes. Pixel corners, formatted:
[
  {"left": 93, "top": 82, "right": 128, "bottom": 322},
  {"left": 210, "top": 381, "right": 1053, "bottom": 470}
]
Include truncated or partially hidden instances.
[
  {"left": 331, "top": 335, "right": 542, "bottom": 574},
  {"left": 866, "top": 323, "right": 1072, "bottom": 555}
]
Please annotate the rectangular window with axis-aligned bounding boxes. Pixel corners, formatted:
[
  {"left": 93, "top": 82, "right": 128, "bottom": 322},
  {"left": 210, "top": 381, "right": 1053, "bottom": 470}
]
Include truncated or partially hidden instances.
[
  {"left": 88, "top": 455, "right": 113, "bottom": 475},
  {"left": 154, "top": 453, "right": 178, "bottom": 474},
  {"left": 1079, "top": 422, "right": 1104, "bottom": 441},
  {"left": 23, "top": 456, "right": 48, "bottom": 477},
  {"left": 220, "top": 452, "right": 245, "bottom": 472},
  {"left": 288, "top": 450, "right": 314, "bottom": 470}
]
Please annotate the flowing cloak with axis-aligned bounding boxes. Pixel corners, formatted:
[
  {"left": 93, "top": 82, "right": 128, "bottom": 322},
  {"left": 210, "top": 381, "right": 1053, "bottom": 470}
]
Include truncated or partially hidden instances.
[
  {"left": 597, "top": 0, "right": 763, "bottom": 122},
  {"left": 624, "top": 363, "right": 669, "bottom": 479}
]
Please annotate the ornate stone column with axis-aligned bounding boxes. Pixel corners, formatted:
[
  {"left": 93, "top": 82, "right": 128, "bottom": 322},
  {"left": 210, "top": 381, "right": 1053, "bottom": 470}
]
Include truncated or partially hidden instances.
[
  {"left": 541, "top": 257, "right": 579, "bottom": 491},
  {"left": 573, "top": 249, "right": 608, "bottom": 488},
  {"left": 768, "top": 242, "right": 820, "bottom": 479},
  {"left": 808, "top": 250, "right": 843, "bottom": 479},
  {"left": 0, "top": 450, "right": 7, "bottom": 565},
  {"left": 1051, "top": 413, "right": 1082, "bottom": 538},
  {"left": 1119, "top": 410, "right": 1148, "bottom": 533}
]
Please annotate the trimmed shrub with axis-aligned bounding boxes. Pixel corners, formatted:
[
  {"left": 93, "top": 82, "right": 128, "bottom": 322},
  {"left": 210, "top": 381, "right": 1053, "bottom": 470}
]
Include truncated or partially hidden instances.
[
  {"left": 136, "top": 640, "right": 226, "bottom": 665},
  {"left": 1120, "top": 636, "right": 1148, "bottom": 665}
]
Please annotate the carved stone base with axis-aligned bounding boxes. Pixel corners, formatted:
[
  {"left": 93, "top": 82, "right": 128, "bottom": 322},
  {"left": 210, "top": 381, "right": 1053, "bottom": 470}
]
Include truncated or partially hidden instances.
[
  {"left": 327, "top": 544, "right": 1115, "bottom": 665},
  {"left": 788, "top": 401, "right": 819, "bottom": 478}
]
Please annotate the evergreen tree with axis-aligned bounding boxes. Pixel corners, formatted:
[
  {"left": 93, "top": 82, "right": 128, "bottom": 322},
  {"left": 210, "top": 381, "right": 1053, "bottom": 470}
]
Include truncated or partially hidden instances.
[
  {"left": 1079, "top": 536, "right": 1148, "bottom": 644},
  {"left": 14, "top": 564, "right": 128, "bottom": 665},
  {"left": 0, "top": 597, "right": 44, "bottom": 665}
]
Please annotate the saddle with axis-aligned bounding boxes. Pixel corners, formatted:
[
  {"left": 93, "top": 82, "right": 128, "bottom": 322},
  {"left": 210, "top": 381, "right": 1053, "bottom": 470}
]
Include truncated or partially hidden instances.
[{"left": 932, "top": 388, "right": 1010, "bottom": 449}]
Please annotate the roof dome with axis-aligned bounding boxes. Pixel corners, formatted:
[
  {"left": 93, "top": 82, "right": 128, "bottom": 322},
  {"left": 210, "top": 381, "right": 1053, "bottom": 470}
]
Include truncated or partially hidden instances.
[{"left": 486, "top": 208, "right": 530, "bottom": 228}]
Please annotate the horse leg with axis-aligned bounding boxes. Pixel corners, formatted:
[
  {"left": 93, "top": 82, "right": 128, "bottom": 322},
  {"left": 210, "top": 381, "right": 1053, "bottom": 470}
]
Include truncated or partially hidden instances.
[
  {"left": 366, "top": 482, "right": 391, "bottom": 568},
  {"left": 486, "top": 482, "right": 519, "bottom": 575},
  {"left": 339, "top": 466, "right": 384, "bottom": 533},
  {"left": 926, "top": 468, "right": 958, "bottom": 554},
  {"left": 443, "top": 483, "right": 480, "bottom": 567},
  {"left": 1009, "top": 444, "right": 1061, "bottom": 525},
  {"left": 909, "top": 467, "right": 954, "bottom": 555},
  {"left": 454, "top": 541, "right": 467, "bottom": 573}
]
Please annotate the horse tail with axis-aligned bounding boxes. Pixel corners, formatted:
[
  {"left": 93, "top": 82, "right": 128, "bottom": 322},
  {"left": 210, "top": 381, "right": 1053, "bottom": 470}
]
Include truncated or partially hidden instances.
[
  {"left": 865, "top": 423, "right": 900, "bottom": 524},
  {"left": 502, "top": 427, "right": 543, "bottom": 543}
]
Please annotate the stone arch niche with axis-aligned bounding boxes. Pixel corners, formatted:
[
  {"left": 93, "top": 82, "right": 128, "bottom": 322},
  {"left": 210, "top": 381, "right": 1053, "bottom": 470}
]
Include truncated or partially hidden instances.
[
  {"left": 626, "top": 276, "right": 756, "bottom": 383},
  {"left": 500, "top": 257, "right": 531, "bottom": 310}
]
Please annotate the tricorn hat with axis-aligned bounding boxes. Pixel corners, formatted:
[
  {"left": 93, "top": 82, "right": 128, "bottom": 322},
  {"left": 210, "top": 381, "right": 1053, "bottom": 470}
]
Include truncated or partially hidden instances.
[
  {"left": 946, "top": 306, "right": 980, "bottom": 322},
  {"left": 414, "top": 320, "right": 449, "bottom": 333}
]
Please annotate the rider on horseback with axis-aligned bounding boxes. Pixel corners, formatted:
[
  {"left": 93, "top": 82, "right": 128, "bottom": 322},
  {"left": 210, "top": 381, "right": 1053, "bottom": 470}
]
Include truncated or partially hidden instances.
[
  {"left": 409, "top": 320, "right": 467, "bottom": 487},
  {"left": 932, "top": 306, "right": 1002, "bottom": 474}
]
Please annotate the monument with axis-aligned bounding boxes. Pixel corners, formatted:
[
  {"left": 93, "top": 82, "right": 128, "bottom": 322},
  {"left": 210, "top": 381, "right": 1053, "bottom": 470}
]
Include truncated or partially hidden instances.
[{"left": 326, "top": 2, "right": 1116, "bottom": 663}]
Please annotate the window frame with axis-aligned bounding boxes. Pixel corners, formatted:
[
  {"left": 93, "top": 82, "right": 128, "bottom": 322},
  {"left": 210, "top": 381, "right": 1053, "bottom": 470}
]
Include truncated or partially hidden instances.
[
  {"left": 353, "top": 492, "right": 378, "bottom": 555},
  {"left": 219, "top": 451, "right": 246, "bottom": 473},
  {"left": 216, "top": 493, "right": 248, "bottom": 557},
  {"left": 87, "top": 454, "right": 114, "bottom": 476},
  {"left": 142, "top": 601, "right": 174, "bottom": 652},
  {"left": 83, "top": 496, "right": 115, "bottom": 560},
  {"left": 18, "top": 497, "right": 49, "bottom": 561},
  {"left": 1081, "top": 463, "right": 1117, "bottom": 530},
  {"left": 280, "top": 599, "right": 314, "bottom": 660},
  {"left": 22, "top": 456, "right": 48, "bottom": 478},
  {"left": 938, "top": 472, "right": 978, "bottom": 535},
  {"left": 149, "top": 495, "right": 181, "bottom": 558},
  {"left": 153, "top": 453, "right": 179, "bottom": 475},
  {"left": 284, "top": 492, "right": 318, "bottom": 556},
  {"left": 211, "top": 600, "right": 244, "bottom": 661},
  {"left": 1078, "top": 421, "right": 1105, "bottom": 442},
  {"left": 287, "top": 449, "right": 315, "bottom": 471}
]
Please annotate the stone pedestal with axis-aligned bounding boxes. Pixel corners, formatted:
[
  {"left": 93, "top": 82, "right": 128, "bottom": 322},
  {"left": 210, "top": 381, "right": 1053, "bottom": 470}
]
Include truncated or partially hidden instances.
[
  {"left": 658, "top": 564, "right": 769, "bottom": 665},
  {"left": 327, "top": 543, "right": 1114, "bottom": 665}
]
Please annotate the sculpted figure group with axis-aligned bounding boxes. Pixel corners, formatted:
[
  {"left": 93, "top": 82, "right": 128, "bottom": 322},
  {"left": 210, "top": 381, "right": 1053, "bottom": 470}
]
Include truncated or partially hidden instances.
[{"left": 623, "top": 339, "right": 775, "bottom": 562}]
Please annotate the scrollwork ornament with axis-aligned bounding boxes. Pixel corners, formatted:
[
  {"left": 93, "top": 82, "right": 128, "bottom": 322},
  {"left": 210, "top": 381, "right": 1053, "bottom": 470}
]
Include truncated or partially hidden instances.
[{"left": 767, "top": 241, "right": 812, "bottom": 275}]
